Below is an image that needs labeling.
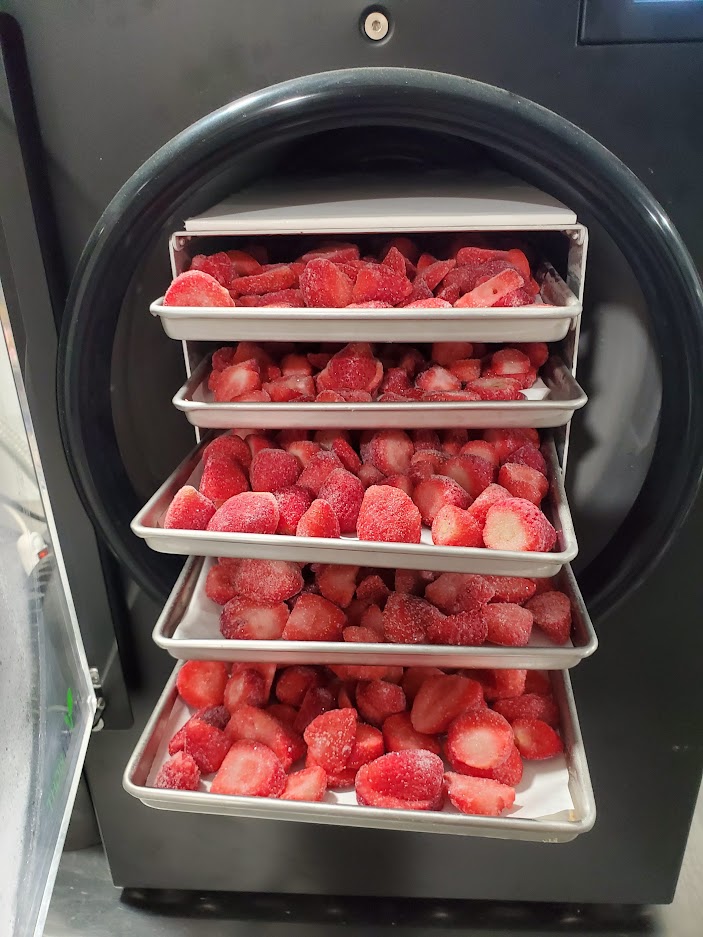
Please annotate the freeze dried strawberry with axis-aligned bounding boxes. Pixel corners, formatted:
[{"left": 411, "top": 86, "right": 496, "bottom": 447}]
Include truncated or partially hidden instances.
[
  {"left": 492, "top": 288, "right": 533, "bottom": 308},
  {"left": 487, "top": 348, "right": 531, "bottom": 377},
  {"left": 431, "top": 505, "right": 483, "bottom": 548},
  {"left": 318, "top": 353, "right": 383, "bottom": 395},
  {"left": 217, "top": 556, "right": 241, "bottom": 574},
  {"left": 204, "top": 564, "right": 237, "bottom": 606},
  {"left": 466, "top": 483, "right": 511, "bottom": 527},
  {"left": 242, "top": 288, "right": 305, "bottom": 307},
  {"left": 362, "top": 429, "right": 414, "bottom": 475},
  {"left": 411, "top": 674, "right": 484, "bottom": 735},
  {"left": 323, "top": 441, "right": 360, "bottom": 478},
  {"left": 190, "top": 252, "right": 235, "bottom": 287},
  {"left": 467, "top": 377, "right": 523, "bottom": 401},
  {"left": 298, "top": 450, "right": 344, "bottom": 496},
  {"left": 412, "top": 475, "right": 470, "bottom": 526},
  {"left": 415, "top": 365, "right": 461, "bottom": 393},
  {"left": 275, "top": 666, "right": 321, "bottom": 707},
  {"left": 281, "top": 766, "right": 327, "bottom": 802},
  {"left": 315, "top": 390, "right": 345, "bottom": 402},
  {"left": 493, "top": 693, "right": 559, "bottom": 728},
  {"left": 443, "top": 773, "right": 515, "bottom": 817},
  {"left": 483, "top": 498, "right": 557, "bottom": 552},
  {"left": 483, "top": 576, "right": 537, "bottom": 604},
  {"left": 420, "top": 258, "right": 456, "bottom": 291},
  {"left": 168, "top": 706, "right": 231, "bottom": 755},
  {"left": 285, "top": 440, "right": 322, "bottom": 468},
  {"left": 226, "top": 704, "right": 304, "bottom": 770},
  {"left": 383, "top": 236, "right": 420, "bottom": 264},
  {"left": 346, "top": 722, "right": 385, "bottom": 771},
  {"left": 199, "top": 454, "right": 250, "bottom": 507},
  {"left": 352, "top": 264, "right": 413, "bottom": 305},
  {"left": 444, "top": 454, "right": 494, "bottom": 500},
  {"left": 203, "top": 433, "right": 252, "bottom": 469},
  {"left": 357, "top": 485, "right": 422, "bottom": 543},
  {"left": 382, "top": 592, "right": 439, "bottom": 644},
  {"left": 400, "top": 666, "right": 443, "bottom": 701},
  {"left": 452, "top": 743, "right": 524, "bottom": 787},
  {"left": 416, "top": 252, "right": 437, "bottom": 272},
  {"left": 315, "top": 563, "right": 359, "bottom": 608},
  {"left": 212, "top": 362, "right": 262, "bottom": 402},
  {"left": 296, "top": 499, "right": 341, "bottom": 538},
  {"left": 294, "top": 686, "right": 336, "bottom": 734},
  {"left": 411, "top": 428, "right": 440, "bottom": 452},
  {"left": 380, "top": 474, "right": 414, "bottom": 497},
  {"left": 454, "top": 267, "right": 524, "bottom": 307},
  {"left": 394, "top": 568, "right": 434, "bottom": 596},
  {"left": 440, "top": 428, "right": 469, "bottom": 455},
  {"left": 477, "top": 669, "right": 527, "bottom": 701},
  {"left": 246, "top": 433, "right": 279, "bottom": 458},
  {"left": 356, "top": 574, "right": 390, "bottom": 606},
  {"left": 250, "top": 449, "right": 300, "bottom": 493},
  {"left": 504, "top": 444, "right": 547, "bottom": 475},
  {"left": 446, "top": 359, "right": 481, "bottom": 384},
  {"left": 525, "top": 591, "right": 572, "bottom": 645},
  {"left": 356, "top": 680, "right": 406, "bottom": 726},
  {"left": 382, "top": 245, "right": 408, "bottom": 275},
  {"left": 358, "top": 464, "right": 385, "bottom": 488},
  {"left": 484, "top": 603, "right": 533, "bottom": 646},
  {"left": 154, "top": 752, "right": 201, "bottom": 791},
  {"left": 424, "top": 572, "right": 470, "bottom": 614},
  {"left": 300, "top": 243, "right": 360, "bottom": 264},
  {"left": 231, "top": 558, "right": 303, "bottom": 604},
  {"left": 164, "top": 485, "right": 215, "bottom": 530},
  {"left": 183, "top": 719, "right": 230, "bottom": 774},
  {"left": 226, "top": 249, "right": 263, "bottom": 276},
  {"left": 264, "top": 374, "right": 316, "bottom": 401},
  {"left": 304, "top": 708, "right": 357, "bottom": 773},
  {"left": 164, "top": 270, "right": 235, "bottom": 307},
  {"left": 315, "top": 427, "right": 355, "bottom": 447},
  {"left": 298, "top": 258, "right": 353, "bottom": 307},
  {"left": 211, "top": 740, "right": 286, "bottom": 797},
  {"left": 512, "top": 341, "right": 549, "bottom": 369},
  {"left": 355, "top": 750, "right": 444, "bottom": 811},
  {"left": 524, "top": 670, "right": 552, "bottom": 695},
  {"left": 498, "top": 462, "right": 549, "bottom": 506},
  {"left": 207, "top": 491, "right": 279, "bottom": 534},
  {"left": 318, "top": 469, "right": 364, "bottom": 533},
  {"left": 456, "top": 575, "right": 496, "bottom": 613},
  {"left": 446, "top": 709, "right": 514, "bottom": 770},
  {"left": 423, "top": 390, "right": 482, "bottom": 402},
  {"left": 223, "top": 668, "right": 267, "bottom": 711},
  {"left": 382, "top": 712, "right": 441, "bottom": 755},
  {"left": 272, "top": 486, "right": 313, "bottom": 535},
  {"left": 484, "top": 428, "right": 539, "bottom": 461},
  {"left": 513, "top": 718, "right": 563, "bottom": 760},
  {"left": 219, "top": 597, "right": 289, "bottom": 640},
  {"left": 380, "top": 367, "right": 414, "bottom": 398},
  {"left": 177, "top": 661, "right": 228, "bottom": 709},
  {"left": 428, "top": 609, "right": 488, "bottom": 646},
  {"left": 283, "top": 593, "right": 346, "bottom": 641},
  {"left": 344, "top": 625, "right": 383, "bottom": 643},
  {"left": 230, "top": 265, "right": 296, "bottom": 296}
]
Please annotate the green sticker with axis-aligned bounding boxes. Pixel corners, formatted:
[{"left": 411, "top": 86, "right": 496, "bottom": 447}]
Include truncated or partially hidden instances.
[{"left": 64, "top": 687, "right": 74, "bottom": 730}]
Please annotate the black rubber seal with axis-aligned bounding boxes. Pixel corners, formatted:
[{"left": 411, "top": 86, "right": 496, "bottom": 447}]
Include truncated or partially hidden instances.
[{"left": 58, "top": 67, "right": 703, "bottom": 613}]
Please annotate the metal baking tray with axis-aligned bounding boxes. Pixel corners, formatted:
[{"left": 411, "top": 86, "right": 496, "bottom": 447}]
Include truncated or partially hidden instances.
[
  {"left": 131, "top": 439, "right": 578, "bottom": 577},
  {"left": 123, "top": 664, "right": 596, "bottom": 842},
  {"left": 151, "top": 263, "right": 580, "bottom": 344},
  {"left": 154, "top": 557, "right": 597, "bottom": 669},
  {"left": 173, "top": 355, "right": 587, "bottom": 431}
]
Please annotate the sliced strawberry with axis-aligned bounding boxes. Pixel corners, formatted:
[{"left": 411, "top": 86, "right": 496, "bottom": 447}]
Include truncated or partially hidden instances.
[
  {"left": 467, "top": 377, "right": 524, "bottom": 401},
  {"left": 427, "top": 609, "right": 488, "bottom": 646},
  {"left": 176, "top": 661, "right": 228, "bottom": 709},
  {"left": 275, "top": 666, "right": 321, "bottom": 708},
  {"left": 223, "top": 668, "right": 267, "bottom": 711},
  {"left": 205, "top": 564, "right": 238, "bottom": 605},
  {"left": 483, "top": 498, "right": 557, "bottom": 552},
  {"left": 450, "top": 744, "right": 524, "bottom": 787},
  {"left": 168, "top": 705, "right": 231, "bottom": 756},
  {"left": 420, "top": 258, "right": 456, "bottom": 291},
  {"left": 226, "top": 704, "right": 304, "bottom": 770},
  {"left": 264, "top": 374, "right": 315, "bottom": 401},
  {"left": 207, "top": 491, "right": 279, "bottom": 534},
  {"left": 315, "top": 563, "right": 359, "bottom": 608},
  {"left": 283, "top": 593, "right": 346, "bottom": 641},
  {"left": 164, "top": 485, "right": 216, "bottom": 530},
  {"left": 199, "top": 454, "right": 250, "bottom": 507},
  {"left": 498, "top": 462, "right": 549, "bottom": 505},
  {"left": 183, "top": 719, "right": 230, "bottom": 774},
  {"left": 362, "top": 429, "right": 414, "bottom": 475},
  {"left": 358, "top": 465, "right": 385, "bottom": 488},
  {"left": 382, "top": 712, "right": 441, "bottom": 755},
  {"left": 304, "top": 708, "right": 357, "bottom": 773},
  {"left": 446, "top": 709, "right": 514, "bottom": 770},
  {"left": 229, "top": 558, "right": 303, "bottom": 604},
  {"left": 459, "top": 439, "right": 498, "bottom": 468},
  {"left": 300, "top": 243, "right": 360, "bottom": 264},
  {"left": 383, "top": 236, "right": 420, "bottom": 264},
  {"left": 318, "top": 354, "right": 383, "bottom": 395},
  {"left": 281, "top": 766, "right": 328, "bottom": 802},
  {"left": 475, "top": 669, "right": 527, "bottom": 701},
  {"left": 230, "top": 265, "right": 296, "bottom": 296},
  {"left": 346, "top": 722, "right": 386, "bottom": 771},
  {"left": 493, "top": 694, "right": 560, "bottom": 728},
  {"left": 355, "top": 574, "right": 390, "bottom": 606},
  {"left": 503, "top": 444, "right": 548, "bottom": 475},
  {"left": 329, "top": 437, "right": 362, "bottom": 474},
  {"left": 483, "top": 576, "right": 537, "bottom": 604},
  {"left": 294, "top": 686, "right": 336, "bottom": 734},
  {"left": 400, "top": 666, "right": 444, "bottom": 701},
  {"left": 483, "top": 428, "right": 539, "bottom": 462},
  {"left": 164, "top": 270, "right": 235, "bottom": 307},
  {"left": 486, "top": 348, "right": 531, "bottom": 377},
  {"left": 190, "top": 252, "right": 236, "bottom": 287},
  {"left": 524, "top": 591, "right": 572, "bottom": 644},
  {"left": 296, "top": 499, "right": 341, "bottom": 538},
  {"left": 443, "top": 772, "right": 515, "bottom": 816},
  {"left": 416, "top": 365, "right": 461, "bottom": 393},
  {"left": 465, "top": 483, "right": 511, "bottom": 527},
  {"left": 318, "top": 468, "right": 365, "bottom": 533},
  {"left": 454, "top": 267, "right": 524, "bottom": 307},
  {"left": 448, "top": 358, "right": 482, "bottom": 383},
  {"left": 211, "top": 740, "right": 286, "bottom": 797},
  {"left": 297, "top": 450, "right": 345, "bottom": 496},
  {"left": 512, "top": 718, "right": 564, "bottom": 760},
  {"left": 382, "top": 592, "right": 441, "bottom": 645},
  {"left": 431, "top": 505, "right": 483, "bottom": 547},
  {"left": 220, "top": 597, "right": 289, "bottom": 640},
  {"left": 272, "top": 486, "right": 313, "bottom": 536},
  {"left": 412, "top": 475, "right": 470, "bottom": 526},
  {"left": 444, "top": 454, "right": 494, "bottom": 500},
  {"left": 352, "top": 264, "right": 413, "bottom": 305},
  {"left": 355, "top": 751, "right": 444, "bottom": 811},
  {"left": 484, "top": 603, "right": 533, "bottom": 646},
  {"left": 356, "top": 485, "right": 422, "bottom": 544},
  {"left": 457, "top": 574, "right": 496, "bottom": 612},
  {"left": 430, "top": 342, "right": 474, "bottom": 367},
  {"left": 226, "top": 249, "right": 263, "bottom": 276},
  {"left": 356, "top": 680, "right": 407, "bottom": 726},
  {"left": 424, "top": 572, "right": 471, "bottom": 613},
  {"left": 344, "top": 625, "right": 383, "bottom": 644},
  {"left": 394, "top": 568, "right": 434, "bottom": 596},
  {"left": 411, "top": 674, "right": 484, "bottom": 735},
  {"left": 512, "top": 341, "right": 549, "bottom": 369},
  {"left": 154, "top": 752, "right": 201, "bottom": 791}
]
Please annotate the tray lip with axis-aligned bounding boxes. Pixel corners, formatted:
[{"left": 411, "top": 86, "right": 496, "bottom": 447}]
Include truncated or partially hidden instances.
[
  {"left": 123, "top": 664, "right": 596, "bottom": 840},
  {"left": 130, "top": 437, "right": 578, "bottom": 571},
  {"left": 152, "top": 557, "right": 598, "bottom": 668},
  {"left": 172, "top": 355, "right": 589, "bottom": 418}
]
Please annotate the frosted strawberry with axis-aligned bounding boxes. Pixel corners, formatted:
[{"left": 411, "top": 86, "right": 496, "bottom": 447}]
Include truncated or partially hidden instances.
[
  {"left": 343, "top": 625, "right": 383, "bottom": 643},
  {"left": 503, "top": 444, "right": 547, "bottom": 475},
  {"left": 484, "top": 603, "right": 533, "bottom": 646},
  {"left": 465, "top": 483, "right": 511, "bottom": 527},
  {"left": 205, "top": 563, "right": 238, "bottom": 605},
  {"left": 356, "top": 574, "right": 390, "bottom": 606},
  {"left": 300, "top": 243, "right": 360, "bottom": 264},
  {"left": 296, "top": 499, "right": 341, "bottom": 538},
  {"left": 454, "top": 267, "right": 524, "bottom": 307},
  {"left": 440, "top": 428, "right": 469, "bottom": 455},
  {"left": 275, "top": 666, "right": 321, "bottom": 707},
  {"left": 203, "top": 432, "right": 252, "bottom": 469},
  {"left": 250, "top": 448, "right": 301, "bottom": 493},
  {"left": 207, "top": 491, "right": 279, "bottom": 534},
  {"left": 450, "top": 743, "right": 524, "bottom": 787},
  {"left": 512, "top": 341, "right": 549, "bottom": 368},
  {"left": 356, "top": 485, "right": 422, "bottom": 544},
  {"left": 411, "top": 674, "right": 484, "bottom": 734},
  {"left": 164, "top": 486, "right": 215, "bottom": 530},
  {"left": 226, "top": 249, "right": 263, "bottom": 276},
  {"left": 380, "top": 367, "right": 414, "bottom": 397},
  {"left": 424, "top": 572, "right": 471, "bottom": 613},
  {"left": 272, "top": 486, "right": 313, "bottom": 535},
  {"left": 294, "top": 686, "right": 336, "bottom": 733},
  {"left": 411, "top": 428, "right": 441, "bottom": 452},
  {"left": 467, "top": 377, "right": 524, "bottom": 401},
  {"left": 352, "top": 264, "right": 412, "bottom": 304},
  {"left": 223, "top": 668, "right": 267, "bottom": 710},
  {"left": 427, "top": 609, "right": 488, "bottom": 646},
  {"left": 449, "top": 358, "right": 482, "bottom": 383},
  {"left": 346, "top": 723, "right": 386, "bottom": 771},
  {"left": 299, "top": 258, "right": 353, "bottom": 307},
  {"left": 431, "top": 505, "right": 483, "bottom": 547},
  {"left": 199, "top": 454, "right": 250, "bottom": 507},
  {"left": 443, "top": 773, "right": 515, "bottom": 817},
  {"left": 362, "top": 429, "right": 414, "bottom": 475},
  {"left": 282, "top": 593, "right": 346, "bottom": 641},
  {"left": 498, "top": 462, "right": 549, "bottom": 505},
  {"left": 415, "top": 365, "right": 461, "bottom": 393},
  {"left": 355, "top": 750, "right": 444, "bottom": 810},
  {"left": 483, "top": 498, "right": 557, "bottom": 552},
  {"left": 382, "top": 245, "right": 409, "bottom": 275},
  {"left": 315, "top": 564, "right": 359, "bottom": 608},
  {"left": 412, "top": 475, "right": 470, "bottom": 526},
  {"left": 486, "top": 347, "right": 531, "bottom": 377},
  {"left": 183, "top": 719, "right": 230, "bottom": 774},
  {"left": 212, "top": 361, "right": 262, "bottom": 401},
  {"left": 219, "top": 596, "right": 289, "bottom": 640},
  {"left": 297, "top": 450, "right": 344, "bottom": 496},
  {"left": 419, "top": 258, "right": 456, "bottom": 291},
  {"left": 163, "top": 270, "right": 235, "bottom": 307},
  {"left": 431, "top": 342, "right": 474, "bottom": 366},
  {"left": 225, "top": 704, "right": 305, "bottom": 770},
  {"left": 483, "top": 428, "right": 539, "bottom": 462},
  {"left": 281, "top": 766, "right": 327, "bottom": 802},
  {"left": 360, "top": 603, "right": 386, "bottom": 637},
  {"left": 382, "top": 592, "right": 441, "bottom": 644},
  {"left": 284, "top": 440, "right": 322, "bottom": 468},
  {"left": 524, "top": 670, "right": 552, "bottom": 696},
  {"left": 473, "top": 669, "right": 527, "bottom": 701},
  {"left": 383, "top": 236, "right": 420, "bottom": 264},
  {"left": 512, "top": 718, "right": 563, "bottom": 760},
  {"left": 524, "top": 591, "right": 572, "bottom": 644},
  {"left": 356, "top": 680, "right": 407, "bottom": 726},
  {"left": 154, "top": 752, "right": 201, "bottom": 791},
  {"left": 400, "top": 666, "right": 444, "bottom": 701},
  {"left": 176, "top": 661, "right": 229, "bottom": 709},
  {"left": 211, "top": 740, "right": 286, "bottom": 797},
  {"left": 318, "top": 468, "right": 364, "bottom": 533},
  {"left": 230, "top": 559, "right": 303, "bottom": 604},
  {"left": 444, "top": 454, "right": 494, "bottom": 499},
  {"left": 246, "top": 433, "right": 279, "bottom": 458},
  {"left": 482, "top": 576, "right": 536, "bottom": 604},
  {"left": 230, "top": 265, "right": 297, "bottom": 296},
  {"left": 358, "top": 465, "right": 385, "bottom": 488},
  {"left": 264, "top": 374, "right": 315, "bottom": 401},
  {"left": 190, "top": 252, "right": 235, "bottom": 287},
  {"left": 304, "top": 708, "right": 357, "bottom": 773},
  {"left": 493, "top": 694, "right": 560, "bottom": 728},
  {"left": 446, "top": 709, "right": 514, "bottom": 770},
  {"left": 382, "top": 712, "right": 441, "bottom": 755}
]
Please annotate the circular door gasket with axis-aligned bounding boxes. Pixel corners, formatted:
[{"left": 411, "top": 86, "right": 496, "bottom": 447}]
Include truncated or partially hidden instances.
[{"left": 58, "top": 67, "right": 703, "bottom": 616}]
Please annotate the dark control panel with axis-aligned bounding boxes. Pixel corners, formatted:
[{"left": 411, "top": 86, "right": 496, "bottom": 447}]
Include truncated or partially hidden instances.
[{"left": 580, "top": 0, "right": 703, "bottom": 43}]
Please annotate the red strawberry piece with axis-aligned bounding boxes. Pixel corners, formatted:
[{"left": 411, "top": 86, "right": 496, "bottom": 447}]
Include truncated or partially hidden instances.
[
  {"left": 404, "top": 297, "right": 453, "bottom": 308},
  {"left": 223, "top": 668, "right": 267, "bottom": 711},
  {"left": 329, "top": 662, "right": 390, "bottom": 683},
  {"left": 168, "top": 705, "right": 231, "bottom": 755},
  {"left": 524, "top": 670, "right": 552, "bottom": 695},
  {"left": 498, "top": 463, "right": 549, "bottom": 505},
  {"left": 356, "top": 680, "right": 407, "bottom": 726},
  {"left": 411, "top": 674, "right": 484, "bottom": 735},
  {"left": 281, "top": 766, "right": 328, "bottom": 802},
  {"left": 318, "top": 353, "right": 383, "bottom": 395},
  {"left": 275, "top": 666, "right": 321, "bottom": 707},
  {"left": 154, "top": 752, "right": 201, "bottom": 791},
  {"left": 315, "top": 426, "right": 355, "bottom": 447},
  {"left": 484, "top": 603, "right": 533, "bottom": 646},
  {"left": 484, "top": 428, "right": 539, "bottom": 461},
  {"left": 204, "top": 563, "right": 237, "bottom": 605},
  {"left": 356, "top": 485, "right": 422, "bottom": 544},
  {"left": 217, "top": 556, "right": 241, "bottom": 574},
  {"left": 512, "top": 718, "right": 564, "bottom": 760},
  {"left": 493, "top": 694, "right": 560, "bottom": 728},
  {"left": 412, "top": 475, "right": 470, "bottom": 526},
  {"left": 512, "top": 341, "right": 549, "bottom": 369},
  {"left": 492, "top": 288, "right": 533, "bottom": 308},
  {"left": 443, "top": 772, "right": 515, "bottom": 817},
  {"left": 230, "top": 265, "right": 296, "bottom": 296},
  {"left": 356, "top": 574, "right": 390, "bottom": 606},
  {"left": 304, "top": 708, "right": 357, "bottom": 773},
  {"left": 382, "top": 592, "right": 440, "bottom": 644},
  {"left": 451, "top": 743, "right": 524, "bottom": 787},
  {"left": 410, "top": 448, "right": 446, "bottom": 478},
  {"left": 352, "top": 264, "right": 413, "bottom": 305},
  {"left": 244, "top": 288, "right": 305, "bottom": 307},
  {"left": 199, "top": 454, "right": 250, "bottom": 508},
  {"left": 431, "top": 505, "right": 483, "bottom": 548},
  {"left": 207, "top": 491, "right": 279, "bottom": 534},
  {"left": 383, "top": 236, "right": 420, "bottom": 264},
  {"left": 250, "top": 449, "right": 301, "bottom": 493},
  {"left": 455, "top": 246, "right": 501, "bottom": 266},
  {"left": 316, "top": 390, "right": 345, "bottom": 402},
  {"left": 395, "top": 346, "right": 425, "bottom": 377},
  {"left": 226, "top": 249, "right": 263, "bottom": 276},
  {"left": 483, "top": 576, "right": 537, "bottom": 604},
  {"left": 300, "top": 243, "right": 360, "bottom": 264},
  {"left": 163, "top": 270, "right": 235, "bottom": 307},
  {"left": 226, "top": 704, "right": 304, "bottom": 770},
  {"left": 211, "top": 739, "right": 286, "bottom": 797},
  {"left": 230, "top": 341, "right": 273, "bottom": 370},
  {"left": 380, "top": 473, "right": 414, "bottom": 497},
  {"left": 466, "top": 483, "right": 511, "bottom": 527},
  {"left": 444, "top": 454, "right": 494, "bottom": 500},
  {"left": 211, "top": 346, "right": 237, "bottom": 371},
  {"left": 344, "top": 625, "right": 383, "bottom": 643},
  {"left": 360, "top": 603, "right": 385, "bottom": 637},
  {"left": 296, "top": 499, "right": 341, "bottom": 538},
  {"left": 264, "top": 374, "right": 316, "bottom": 401},
  {"left": 411, "top": 428, "right": 441, "bottom": 451},
  {"left": 427, "top": 609, "right": 488, "bottom": 646},
  {"left": 487, "top": 348, "right": 531, "bottom": 377},
  {"left": 382, "top": 712, "right": 441, "bottom": 755},
  {"left": 268, "top": 703, "right": 298, "bottom": 729},
  {"left": 476, "top": 669, "right": 527, "bottom": 701},
  {"left": 219, "top": 597, "right": 289, "bottom": 640},
  {"left": 190, "top": 252, "right": 236, "bottom": 287},
  {"left": 430, "top": 341, "right": 473, "bottom": 366},
  {"left": 456, "top": 443, "right": 496, "bottom": 473},
  {"left": 176, "top": 661, "right": 229, "bottom": 709},
  {"left": 415, "top": 252, "right": 437, "bottom": 272},
  {"left": 400, "top": 666, "right": 444, "bottom": 701},
  {"left": 283, "top": 593, "right": 346, "bottom": 641},
  {"left": 524, "top": 591, "right": 572, "bottom": 645},
  {"left": 466, "top": 377, "right": 523, "bottom": 401},
  {"left": 230, "top": 559, "right": 303, "bottom": 604},
  {"left": 271, "top": 485, "right": 313, "bottom": 535},
  {"left": 246, "top": 433, "right": 279, "bottom": 458},
  {"left": 325, "top": 440, "right": 360, "bottom": 476},
  {"left": 380, "top": 367, "right": 414, "bottom": 397},
  {"left": 422, "top": 390, "right": 481, "bottom": 402},
  {"left": 294, "top": 686, "right": 336, "bottom": 734},
  {"left": 358, "top": 464, "right": 385, "bottom": 488},
  {"left": 419, "top": 258, "right": 456, "bottom": 291},
  {"left": 504, "top": 444, "right": 547, "bottom": 476},
  {"left": 362, "top": 429, "right": 414, "bottom": 475},
  {"left": 394, "top": 568, "right": 436, "bottom": 596},
  {"left": 454, "top": 267, "right": 524, "bottom": 307},
  {"left": 285, "top": 440, "right": 322, "bottom": 468},
  {"left": 448, "top": 359, "right": 482, "bottom": 384},
  {"left": 355, "top": 750, "right": 444, "bottom": 811},
  {"left": 440, "top": 428, "right": 469, "bottom": 455},
  {"left": 483, "top": 498, "right": 557, "bottom": 552},
  {"left": 424, "top": 572, "right": 471, "bottom": 613},
  {"left": 415, "top": 365, "right": 461, "bottom": 393},
  {"left": 347, "top": 722, "right": 385, "bottom": 770},
  {"left": 297, "top": 450, "right": 345, "bottom": 496},
  {"left": 446, "top": 709, "right": 514, "bottom": 770},
  {"left": 315, "top": 563, "right": 359, "bottom": 608},
  {"left": 202, "top": 433, "right": 253, "bottom": 469},
  {"left": 212, "top": 361, "right": 262, "bottom": 402},
  {"left": 280, "top": 354, "right": 312, "bottom": 376},
  {"left": 318, "top": 468, "right": 365, "bottom": 533},
  {"left": 183, "top": 719, "right": 230, "bottom": 774},
  {"left": 164, "top": 485, "right": 215, "bottom": 530},
  {"left": 298, "top": 258, "right": 353, "bottom": 307},
  {"left": 381, "top": 245, "right": 408, "bottom": 275},
  {"left": 457, "top": 574, "right": 496, "bottom": 611}
]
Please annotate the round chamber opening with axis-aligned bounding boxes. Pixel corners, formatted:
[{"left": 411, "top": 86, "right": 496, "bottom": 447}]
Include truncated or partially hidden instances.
[{"left": 61, "top": 68, "right": 703, "bottom": 614}]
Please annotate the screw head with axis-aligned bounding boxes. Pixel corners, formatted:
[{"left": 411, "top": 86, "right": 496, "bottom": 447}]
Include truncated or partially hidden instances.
[{"left": 363, "top": 11, "right": 390, "bottom": 41}]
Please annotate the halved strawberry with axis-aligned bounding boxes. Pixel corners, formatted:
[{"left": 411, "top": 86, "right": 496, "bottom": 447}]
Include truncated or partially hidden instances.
[
  {"left": 445, "top": 709, "right": 514, "bottom": 770},
  {"left": 344, "top": 624, "right": 383, "bottom": 643},
  {"left": 484, "top": 603, "right": 533, "bottom": 646},
  {"left": 524, "top": 670, "right": 552, "bottom": 695},
  {"left": 284, "top": 439, "right": 322, "bottom": 468},
  {"left": 318, "top": 468, "right": 365, "bottom": 533},
  {"left": 431, "top": 505, "right": 483, "bottom": 548},
  {"left": 213, "top": 361, "right": 262, "bottom": 402},
  {"left": 483, "top": 576, "right": 537, "bottom": 604},
  {"left": 427, "top": 609, "right": 488, "bottom": 646},
  {"left": 163, "top": 270, "right": 235, "bottom": 307},
  {"left": 205, "top": 563, "right": 238, "bottom": 606},
  {"left": 211, "top": 740, "right": 286, "bottom": 797},
  {"left": 168, "top": 705, "right": 230, "bottom": 756},
  {"left": 297, "top": 450, "right": 345, "bottom": 496},
  {"left": 503, "top": 444, "right": 547, "bottom": 475},
  {"left": 512, "top": 718, "right": 564, "bottom": 760},
  {"left": 226, "top": 704, "right": 305, "bottom": 770},
  {"left": 444, "top": 454, "right": 494, "bottom": 500},
  {"left": 498, "top": 463, "right": 549, "bottom": 505},
  {"left": 163, "top": 485, "right": 216, "bottom": 530},
  {"left": 154, "top": 752, "right": 201, "bottom": 791},
  {"left": 424, "top": 572, "right": 470, "bottom": 614},
  {"left": 467, "top": 377, "right": 524, "bottom": 401},
  {"left": 448, "top": 743, "right": 524, "bottom": 787},
  {"left": 230, "top": 265, "right": 297, "bottom": 296},
  {"left": 457, "top": 574, "right": 496, "bottom": 611},
  {"left": 411, "top": 674, "right": 484, "bottom": 735},
  {"left": 273, "top": 486, "right": 313, "bottom": 535},
  {"left": 176, "top": 661, "right": 228, "bottom": 709},
  {"left": 223, "top": 668, "right": 267, "bottom": 711},
  {"left": 294, "top": 686, "right": 336, "bottom": 734},
  {"left": 347, "top": 722, "right": 386, "bottom": 771},
  {"left": 183, "top": 719, "right": 230, "bottom": 774},
  {"left": 226, "top": 249, "right": 263, "bottom": 276},
  {"left": 203, "top": 432, "right": 252, "bottom": 468},
  {"left": 449, "top": 358, "right": 482, "bottom": 383},
  {"left": 483, "top": 498, "right": 557, "bottom": 552},
  {"left": 355, "top": 750, "right": 444, "bottom": 810},
  {"left": 283, "top": 593, "right": 346, "bottom": 641},
  {"left": 362, "top": 429, "right": 414, "bottom": 475},
  {"left": 443, "top": 772, "right": 515, "bottom": 816},
  {"left": 356, "top": 574, "right": 390, "bottom": 606},
  {"left": 275, "top": 666, "right": 321, "bottom": 707},
  {"left": 493, "top": 694, "right": 559, "bottom": 728},
  {"left": 511, "top": 341, "right": 549, "bottom": 369},
  {"left": 206, "top": 491, "right": 279, "bottom": 534},
  {"left": 314, "top": 564, "right": 359, "bottom": 608},
  {"left": 352, "top": 264, "right": 413, "bottom": 305},
  {"left": 465, "top": 483, "right": 511, "bottom": 528},
  {"left": 304, "top": 708, "right": 357, "bottom": 773},
  {"left": 382, "top": 592, "right": 441, "bottom": 645},
  {"left": 459, "top": 439, "right": 498, "bottom": 468},
  {"left": 281, "top": 766, "right": 328, "bottom": 802},
  {"left": 475, "top": 669, "right": 527, "bottom": 701},
  {"left": 199, "top": 454, "right": 250, "bottom": 507},
  {"left": 415, "top": 365, "right": 461, "bottom": 393},
  {"left": 356, "top": 680, "right": 407, "bottom": 726},
  {"left": 483, "top": 428, "right": 539, "bottom": 462},
  {"left": 296, "top": 499, "right": 341, "bottom": 538},
  {"left": 382, "top": 712, "right": 441, "bottom": 755},
  {"left": 412, "top": 475, "right": 470, "bottom": 526},
  {"left": 486, "top": 348, "right": 531, "bottom": 377},
  {"left": 524, "top": 591, "right": 572, "bottom": 644},
  {"left": 400, "top": 666, "right": 444, "bottom": 701}
]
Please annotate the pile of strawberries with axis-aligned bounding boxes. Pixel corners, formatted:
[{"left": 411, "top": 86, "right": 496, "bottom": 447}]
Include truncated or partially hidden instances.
[
  {"left": 205, "top": 340, "right": 547, "bottom": 404},
  {"left": 205, "top": 559, "right": 573, "bottom": 648},
  {"left": 163, "top": 426, "right": 556, "bottom": 552},
  {"left": 155, "top": 660, "right": 563, "bottom": 816},
  {"left": 162, "top": 237, "right": 542, "bottom": 311}
]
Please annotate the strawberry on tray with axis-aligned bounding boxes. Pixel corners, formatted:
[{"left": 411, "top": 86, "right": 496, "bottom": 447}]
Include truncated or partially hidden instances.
[{"left": 151, "top": 660, "right": 566, "bottom": 819}]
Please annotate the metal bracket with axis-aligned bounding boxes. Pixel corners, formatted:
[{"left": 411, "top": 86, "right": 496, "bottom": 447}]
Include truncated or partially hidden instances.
[{"left": 89, "top": 667, "right": 106, "bottom": 732}]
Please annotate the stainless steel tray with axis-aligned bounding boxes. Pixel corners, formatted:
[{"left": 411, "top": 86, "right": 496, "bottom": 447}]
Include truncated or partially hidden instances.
[
  {"left": 131, "top": 439, "right": 578, "bottom": 577},
  {"left": 173, "top": 356, "right": 587, "bottom": 431},
  {"left": 154, "top": 557, "right": 597, "bottom": 669},
  {"left": 123, "top": 664, "right": 595, "bottom": 842}
]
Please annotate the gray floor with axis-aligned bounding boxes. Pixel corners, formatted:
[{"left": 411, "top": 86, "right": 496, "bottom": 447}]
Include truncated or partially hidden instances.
[{"left": 44, "top": 782, "right": 702, "bottom": 937}]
